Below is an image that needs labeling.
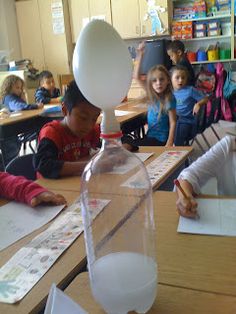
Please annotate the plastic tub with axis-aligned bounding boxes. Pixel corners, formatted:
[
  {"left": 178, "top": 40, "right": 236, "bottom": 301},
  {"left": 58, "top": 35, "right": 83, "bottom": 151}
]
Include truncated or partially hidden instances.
[
  {"left": 219, "top": 49, "right": 231, "bottom": 60},
  {"left": 197, "top": 50, "right": 207, "bottom": 61},
  {"left": 187, "top": 51, "right": 197, "bottom": 62},
  {"left": 207, "top": 48, "right": 219, "bottom": 61}
]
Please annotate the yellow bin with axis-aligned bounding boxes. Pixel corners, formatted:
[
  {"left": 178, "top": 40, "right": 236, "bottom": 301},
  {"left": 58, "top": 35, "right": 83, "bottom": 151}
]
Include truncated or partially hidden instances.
[{"left": 207, "top": 48, "right": 219, "bottom": 61}]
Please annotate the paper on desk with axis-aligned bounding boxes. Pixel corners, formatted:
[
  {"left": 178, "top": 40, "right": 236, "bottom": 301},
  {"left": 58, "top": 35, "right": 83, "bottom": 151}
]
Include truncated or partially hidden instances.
[
  {"left": 0, "top": 202, "right": 65, "bottom": 251},
  {"left": 44, "top": 284, "right": 88, "bottom": 314},
  {"left": 0, "top": 199, "right": 109, "bottom": 304},
  {"left": 100, "top": 110, "right": 134, "bottom": 117},
  {"left": 122, "top": 150, "right": 189, "bottom": 188},
  {"left": 43, "top": 105, "right": 62, "bottom": 113},
  {"left": 108, "top": 152, "right": 154, "bottom": 174},
  {"left": 178, "top": 198, "right": 236, "bottom": 236}
]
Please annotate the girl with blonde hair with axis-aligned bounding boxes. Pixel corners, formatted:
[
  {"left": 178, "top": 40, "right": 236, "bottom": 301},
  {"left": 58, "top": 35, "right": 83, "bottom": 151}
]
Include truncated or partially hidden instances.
[{"left": 132, "top": 41, "right": 176, "bottom": 146}]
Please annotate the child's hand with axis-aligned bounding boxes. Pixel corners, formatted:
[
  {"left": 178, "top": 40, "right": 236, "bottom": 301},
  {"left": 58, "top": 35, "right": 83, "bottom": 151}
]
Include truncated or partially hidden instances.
[
  {"left": 193, "top": 103, "right": 201, "bottom": 115},
  {"left": 176, "top": 195, "right": 198, "bottom": 218},
  {"left": 56, "top": 96, "right": 63, "bottom": 103},
  {"left": 21, "top": 91, "right": 26, "bottom": 102},
  {"left": 37, "top": 102, "right": 44, "bottom": 109},
  {"left": 30, "top": 191, "right": 66, "bottom": 207},
  {"left": 137, "top": 41, "right": 145, "bottom": 56}
]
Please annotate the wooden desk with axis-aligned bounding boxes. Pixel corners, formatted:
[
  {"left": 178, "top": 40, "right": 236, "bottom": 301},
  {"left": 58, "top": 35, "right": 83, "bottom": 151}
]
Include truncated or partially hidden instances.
[
  {"left": 65, "top": 272, "right": 236, "bottom": 314},
  {"left": 0, "top": 189, "right": 86, "bottom": 314},
  {"left": 37, "top": 146, "right": 192, "bottom": 192},
  {"left": 0, "top": 109, "right": 45, "bottom": 139},
  {"left": 64, "top": 191, "right": 236, "bottom": 313}
]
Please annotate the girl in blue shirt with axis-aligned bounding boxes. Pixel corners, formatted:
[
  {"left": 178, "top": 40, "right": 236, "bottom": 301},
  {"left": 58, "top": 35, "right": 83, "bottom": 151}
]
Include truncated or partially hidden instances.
[
  {"left": 0, "top": 75, "right": 43, "bottom": 112},
  {"left": 171, "top": 65, "right": 208, "bottom": 146},
  {"left": 132, "top": 42, "right": 176, "bottom": 146}
]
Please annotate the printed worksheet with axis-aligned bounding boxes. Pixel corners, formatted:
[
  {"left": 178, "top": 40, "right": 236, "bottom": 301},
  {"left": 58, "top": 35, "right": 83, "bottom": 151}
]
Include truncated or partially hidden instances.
[
  {"left": 0, "top": 199, "right": 110, "bottom": 304},
  {"left": 108, "top": 152, "right": 154, "bottom": 175},
  {"left": 122, "top": 150, "right": 189, "bottom": 188},
  {"left": 178, "top": 198, "right": 236, "bottom": 236},
  {"left": 0, "top": 202, "right": 65, "bottom": 251}
]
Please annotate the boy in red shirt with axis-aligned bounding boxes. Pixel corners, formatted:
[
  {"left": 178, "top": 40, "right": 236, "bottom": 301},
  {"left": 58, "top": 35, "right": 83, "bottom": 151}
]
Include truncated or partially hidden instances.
[
  {"left": 0, "top": 172, "right": 65, "bottom": 207},
  {"left": 34, "top": 81, "right": 101, "bottom": 178}
]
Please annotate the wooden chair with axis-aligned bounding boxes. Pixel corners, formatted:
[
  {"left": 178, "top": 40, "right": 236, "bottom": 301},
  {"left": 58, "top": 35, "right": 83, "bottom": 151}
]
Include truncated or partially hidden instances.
[{"left": 58, "top": 74, "right": 74, "bottom": 95}]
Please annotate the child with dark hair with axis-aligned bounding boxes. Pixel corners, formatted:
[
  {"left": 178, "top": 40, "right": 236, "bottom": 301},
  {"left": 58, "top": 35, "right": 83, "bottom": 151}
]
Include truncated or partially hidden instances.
[
  {"left": 34, "top": 80, "right": 101, "bottom": 178},
  {"left": 171, "top": 65, "right": 208, "bottom": 146},
  {"left": 166, "top": 40, "right": 195, "bottom": 86},
  {"left": 35, "top": 70, "right": 62, "bottom": 104}
]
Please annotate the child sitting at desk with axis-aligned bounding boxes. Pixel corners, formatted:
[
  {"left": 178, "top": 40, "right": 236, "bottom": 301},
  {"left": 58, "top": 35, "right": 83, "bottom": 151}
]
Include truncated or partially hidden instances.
[
  {"left": 0, "top": 75, "right": 43, "bottom": 112},
  {"left": 35, "top": 70, "right": 62, "bottom": 104},
  {"left": 175, "top": 135, "right": 236, "bottom": 218},
  {"left": 34, "top": 80, "right": 101, "bottom": 178},
  {"left": 0, "top": 172, "right": 65, "bottom": 207}
]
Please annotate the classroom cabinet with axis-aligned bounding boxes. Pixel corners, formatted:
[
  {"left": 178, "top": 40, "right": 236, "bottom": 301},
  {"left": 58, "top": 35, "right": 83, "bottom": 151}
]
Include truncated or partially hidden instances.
[
  {"left": 15, "top": 0, "right": 73, "bottom": 86},
  {"left": 111, "top": 0, "right": 170, "bottom": 39},
  {"left": 68, "top": 0, "right": 112, "bottom": 43}
]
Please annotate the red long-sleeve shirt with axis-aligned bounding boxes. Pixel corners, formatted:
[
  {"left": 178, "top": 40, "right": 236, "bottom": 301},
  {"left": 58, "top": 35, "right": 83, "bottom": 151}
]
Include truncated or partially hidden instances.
[{"left": 0, "top": 172, "right": 47, "bottom": 205}]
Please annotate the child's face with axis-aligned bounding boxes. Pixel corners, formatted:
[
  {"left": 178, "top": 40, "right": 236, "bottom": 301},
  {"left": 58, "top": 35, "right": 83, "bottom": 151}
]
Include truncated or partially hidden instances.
[
  {"left": 63, "top": 102, "right": 101, "bottom": 138},
  {"left": 171, "top": 70, "right": 188, "bottom": 90},
  {"left": 41, "top": 77, "right": 55, "bottom": 91},
  {"left": 11, "top": 80, "right": 23, "bottom": 97},
  {"left": 167, "top": 49, "right": 183, "bottom": 64},
  {"left": 151, "top": 70, "right": 169, "bottom": 94}
]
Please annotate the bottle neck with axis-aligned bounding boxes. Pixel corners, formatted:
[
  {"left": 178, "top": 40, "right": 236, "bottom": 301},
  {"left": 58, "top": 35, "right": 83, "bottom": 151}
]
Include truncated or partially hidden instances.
[{"left": 100, "top": 134, "right": 122, "bottom": 150}]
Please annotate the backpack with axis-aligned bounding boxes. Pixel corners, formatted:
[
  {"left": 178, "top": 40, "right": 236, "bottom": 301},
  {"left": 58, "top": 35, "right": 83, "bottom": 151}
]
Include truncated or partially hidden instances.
[
  {"left": 223, "top": 70, "right": 236, "bottom": 99},
  {"left": 195, "top": 68, "right": 216, "bottom": 95},
  {"left": 215, "top": 63, "right": 232, "bottom": 121}
]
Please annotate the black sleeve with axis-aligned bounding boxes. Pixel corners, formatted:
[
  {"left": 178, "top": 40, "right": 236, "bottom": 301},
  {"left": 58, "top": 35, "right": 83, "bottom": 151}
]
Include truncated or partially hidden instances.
[{"left": 33, "top": 138, "right": 64, "bottom": 178}]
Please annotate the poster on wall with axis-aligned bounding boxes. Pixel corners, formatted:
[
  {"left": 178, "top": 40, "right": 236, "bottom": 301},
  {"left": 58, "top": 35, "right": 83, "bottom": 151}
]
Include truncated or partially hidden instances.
[{"left": 51, "top": 0, "right": 65, "bottom": 34}]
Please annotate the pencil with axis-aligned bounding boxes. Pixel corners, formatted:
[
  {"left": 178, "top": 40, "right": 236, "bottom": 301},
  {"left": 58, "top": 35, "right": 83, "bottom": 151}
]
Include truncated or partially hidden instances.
[{"left": 174, "top": 179, "right": 189, "bottom": 199}]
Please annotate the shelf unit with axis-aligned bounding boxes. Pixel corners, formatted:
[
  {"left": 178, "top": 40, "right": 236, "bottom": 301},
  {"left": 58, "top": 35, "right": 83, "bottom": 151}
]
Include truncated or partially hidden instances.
[{"left": 171, "top": 0, "right": 235, "bottom": 64}]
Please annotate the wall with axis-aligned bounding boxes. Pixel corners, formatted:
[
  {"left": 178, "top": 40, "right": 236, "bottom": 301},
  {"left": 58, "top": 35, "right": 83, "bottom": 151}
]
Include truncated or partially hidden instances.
[{"left": 0, "top": 0, "right": 21, "bottom": 61}]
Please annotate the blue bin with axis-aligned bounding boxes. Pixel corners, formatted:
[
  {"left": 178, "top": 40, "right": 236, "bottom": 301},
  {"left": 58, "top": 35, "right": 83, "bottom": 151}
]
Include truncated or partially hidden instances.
[{"left": 197, "top": 50, "right": 207, "bottom": 62}]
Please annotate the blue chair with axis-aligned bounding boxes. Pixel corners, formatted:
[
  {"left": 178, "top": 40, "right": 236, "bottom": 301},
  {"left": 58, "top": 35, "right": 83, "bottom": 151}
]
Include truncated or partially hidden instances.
[{"left": 5, "top": 154, "right": 36, "bottom": 181}]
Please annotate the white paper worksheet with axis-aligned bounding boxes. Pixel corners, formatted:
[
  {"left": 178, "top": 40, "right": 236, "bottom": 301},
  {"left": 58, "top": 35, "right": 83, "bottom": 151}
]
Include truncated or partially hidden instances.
[
  {"left": 0, "top": 202, "right": 64, "bottom": 251},
  {"left": 178, "top": 198, "right": 236, "bottom": 236}
]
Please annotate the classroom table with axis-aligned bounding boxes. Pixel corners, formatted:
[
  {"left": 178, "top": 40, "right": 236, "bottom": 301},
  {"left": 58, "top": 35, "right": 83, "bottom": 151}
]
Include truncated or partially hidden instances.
[
  {"left": 64, "top": 191, "right": 236, "bottom": 313},
  {"left": 65, "top": 272, "right": 236, "bottom": 314},
  {"left": 37, "top": 146, "right": 192, "bottom": 192}
]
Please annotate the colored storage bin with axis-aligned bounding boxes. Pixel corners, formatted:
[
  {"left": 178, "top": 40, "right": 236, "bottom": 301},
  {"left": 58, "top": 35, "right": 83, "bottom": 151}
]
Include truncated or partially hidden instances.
[
  {"left": 187, "top": 51, "right": 197, "bottom": 62},
  {"left": 197, "top": 49, "right": 207, "bottom": 61},
  {"left": 219, "top": 48, "right": 231, "bottom": 59},
  {"left": 207, "top": 47, "right": 219, "bottom": 61}
]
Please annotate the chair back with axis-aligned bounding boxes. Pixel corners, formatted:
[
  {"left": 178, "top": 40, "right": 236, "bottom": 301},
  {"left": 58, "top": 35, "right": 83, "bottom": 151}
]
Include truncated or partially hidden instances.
[
  {"left": 5, "top": 154, "right": 36, "bottom": 181},
  {"left": 58, "top": 74, "right": 74, "bottom": 95}
]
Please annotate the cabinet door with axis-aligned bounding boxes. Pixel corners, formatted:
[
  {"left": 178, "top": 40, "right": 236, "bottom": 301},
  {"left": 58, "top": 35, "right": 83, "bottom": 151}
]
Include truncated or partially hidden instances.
[
  {"left": 69, "top": 0, "right": 90, "bottom": 43},
  {"left": 89, "top": 0, "right": 112, "bottom": 24},
  {"left": 15, "top": 0, "right": 45, "bottom": 70},
  {"left": 139, "top": 0, "right": 169, "bottom": 37},
  {"left": 111, "top": 0, "right": 140, "bottom": 39},
  {"left": 37, "top": 0, "right": 70, "bottom": 77}
]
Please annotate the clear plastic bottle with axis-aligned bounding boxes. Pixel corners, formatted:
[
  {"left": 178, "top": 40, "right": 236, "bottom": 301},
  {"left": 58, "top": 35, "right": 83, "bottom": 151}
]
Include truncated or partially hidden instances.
[{"left": 81, "top": 120, "right": 157, "bottom": 314}]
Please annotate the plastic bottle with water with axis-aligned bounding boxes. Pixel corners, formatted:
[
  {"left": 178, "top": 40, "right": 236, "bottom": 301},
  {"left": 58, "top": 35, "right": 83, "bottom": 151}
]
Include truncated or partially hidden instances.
[{"left": 80, "top": 109, "right": 157, "bottom": 314}]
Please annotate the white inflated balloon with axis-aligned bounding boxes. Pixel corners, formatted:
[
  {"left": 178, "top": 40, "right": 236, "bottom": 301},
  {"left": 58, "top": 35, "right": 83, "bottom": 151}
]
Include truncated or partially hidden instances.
[{"left": 72, "top": 20, "right": 133, "bottom": 110}]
